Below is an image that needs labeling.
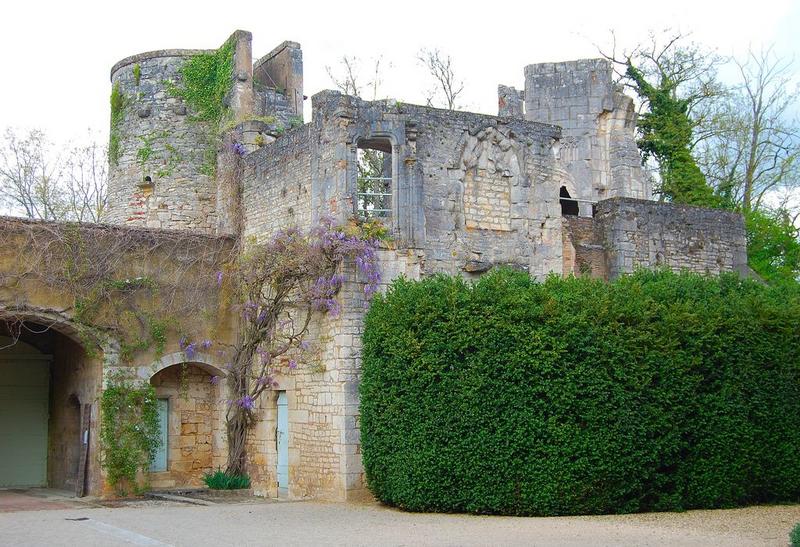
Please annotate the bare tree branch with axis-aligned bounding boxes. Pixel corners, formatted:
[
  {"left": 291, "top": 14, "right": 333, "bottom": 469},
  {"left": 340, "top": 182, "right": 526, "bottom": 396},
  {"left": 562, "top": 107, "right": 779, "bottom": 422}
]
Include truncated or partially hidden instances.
[{"left": 418, "top": 48, "right": 465, "bottom": 110}]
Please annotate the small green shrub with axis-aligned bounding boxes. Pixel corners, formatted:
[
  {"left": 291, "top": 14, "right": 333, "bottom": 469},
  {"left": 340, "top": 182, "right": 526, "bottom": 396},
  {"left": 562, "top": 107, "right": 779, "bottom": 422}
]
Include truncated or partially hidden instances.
[
  {"left": 790, "top": 522, "right": 800, "bottom": 547},
  {"left": 203, "top": 469, "right": 251, "bottom": 490},
  {"left": 361, "top": 269, "right": 800, "bottom": 516}
]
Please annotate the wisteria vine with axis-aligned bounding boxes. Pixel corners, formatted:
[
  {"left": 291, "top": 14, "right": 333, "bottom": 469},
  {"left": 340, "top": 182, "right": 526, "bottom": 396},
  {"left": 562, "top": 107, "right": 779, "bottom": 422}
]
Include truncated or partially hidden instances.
[{"left": 181, "top": 218, "right": 381, "bottom": 475}]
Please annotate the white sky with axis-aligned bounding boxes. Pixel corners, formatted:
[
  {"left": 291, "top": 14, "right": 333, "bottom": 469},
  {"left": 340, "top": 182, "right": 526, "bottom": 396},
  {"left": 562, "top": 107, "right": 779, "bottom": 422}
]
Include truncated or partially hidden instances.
[{"left": 0, "top": 0, "right": 797, "bottom": 146}]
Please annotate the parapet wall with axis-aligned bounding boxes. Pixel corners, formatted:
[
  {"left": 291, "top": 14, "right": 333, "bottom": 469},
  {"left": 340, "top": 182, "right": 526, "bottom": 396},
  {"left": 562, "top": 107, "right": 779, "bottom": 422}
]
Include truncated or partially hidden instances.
[
  {"left": 241, "top": 125, "right": 314, "bottom": 241},
  {"left": 595, "top": 198, "right": 749, "bottom": 278}
]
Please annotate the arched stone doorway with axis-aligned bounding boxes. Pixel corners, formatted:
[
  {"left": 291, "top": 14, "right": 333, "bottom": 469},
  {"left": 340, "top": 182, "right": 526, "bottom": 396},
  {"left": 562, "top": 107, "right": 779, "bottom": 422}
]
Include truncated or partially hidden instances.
[
  {"left": 148, "top": 362, "right": 226, "bottom": 488},
  {"left": 0, "top": 320, "right": 102, "bottom": 496}
]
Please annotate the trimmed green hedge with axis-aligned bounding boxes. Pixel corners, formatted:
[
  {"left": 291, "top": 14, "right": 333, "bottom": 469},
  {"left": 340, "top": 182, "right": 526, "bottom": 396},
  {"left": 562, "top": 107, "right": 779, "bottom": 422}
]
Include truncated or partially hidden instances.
[{"left": 360, "top": 269, "right": 800, "bottom": 515}]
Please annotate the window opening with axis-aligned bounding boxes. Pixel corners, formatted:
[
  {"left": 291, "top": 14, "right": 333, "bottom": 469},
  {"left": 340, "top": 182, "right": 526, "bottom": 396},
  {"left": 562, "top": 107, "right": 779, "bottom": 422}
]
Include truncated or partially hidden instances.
[
  {"left": 560, "top": 186, "right": 579, "bottom": 216},
  {"left": 356, "top": 139, "right": 392, "bottom": 220}
]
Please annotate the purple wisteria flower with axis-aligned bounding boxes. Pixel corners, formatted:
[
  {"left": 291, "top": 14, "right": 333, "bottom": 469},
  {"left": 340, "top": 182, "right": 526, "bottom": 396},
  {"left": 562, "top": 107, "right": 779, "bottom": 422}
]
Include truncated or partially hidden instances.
[
  {"left": 288, "top": 359, "right": 297, "bottom": 370},
  {"left": 210, "top": 375, "right": 220, "bottom": 385},
  {"left": 256, "top": 375, "right": 272, "bottom": 387},
  {"left": 216, "top": 271, "right": 224, "bottom": 287},
  {"left": 184, "top": 343, "right": 196, "bottom": 360},
  {"left": 231, "top": 141, "right": 247, "bottom": 156},
  {"left": 237, "top": 395, "right": 255, "bottom": 410},
  {"left": 201, "top": 339, "right": 213, "bottom": 350}
]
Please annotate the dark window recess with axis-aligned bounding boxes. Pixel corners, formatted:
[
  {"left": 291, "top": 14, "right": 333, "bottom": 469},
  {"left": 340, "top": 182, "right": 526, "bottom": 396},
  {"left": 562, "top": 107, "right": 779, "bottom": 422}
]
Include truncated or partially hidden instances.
[{"left": 560, "top": 186, "right": 579, "bottom": 216}]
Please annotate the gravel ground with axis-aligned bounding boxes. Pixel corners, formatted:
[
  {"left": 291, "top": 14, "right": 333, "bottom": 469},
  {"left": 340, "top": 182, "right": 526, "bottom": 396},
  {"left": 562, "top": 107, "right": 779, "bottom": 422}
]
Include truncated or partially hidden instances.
[{"left": 0, "top": 499, "right": 797, "bottom": 546}]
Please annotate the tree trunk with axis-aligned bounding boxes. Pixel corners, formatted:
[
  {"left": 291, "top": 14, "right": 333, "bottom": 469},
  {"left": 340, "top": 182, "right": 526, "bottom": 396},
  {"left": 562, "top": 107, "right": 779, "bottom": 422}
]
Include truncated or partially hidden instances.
[{"left": 226, "top": 409, "right": 249, "bottom": 476}]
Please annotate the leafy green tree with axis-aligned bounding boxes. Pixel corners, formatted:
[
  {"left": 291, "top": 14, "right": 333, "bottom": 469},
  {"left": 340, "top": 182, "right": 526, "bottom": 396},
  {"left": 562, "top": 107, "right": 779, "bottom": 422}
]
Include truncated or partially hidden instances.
[
  {"left": 625, "top": 62, "right": 718, "bottom": 206},
  {"left": 744, "top": 208, "right": 800, "bottom": 283}
]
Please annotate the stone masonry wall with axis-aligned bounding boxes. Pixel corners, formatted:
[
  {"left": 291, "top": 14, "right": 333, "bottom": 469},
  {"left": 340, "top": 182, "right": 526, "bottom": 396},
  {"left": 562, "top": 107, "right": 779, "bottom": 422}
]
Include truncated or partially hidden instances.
[
  {"left": 595, "top": 198, "right": 749, "bottom": 278},
  {"left": 562, "top": 215, "right": 608, "bottom": 279},
  {"left": 234, "top": 93, "right": 579, "bottom": 500},
  {"left": 241, "top": 125, "right": 313, "bottom": 241},
  {"left": 308, "top": 92, "right": 570, "bottom": 280}
]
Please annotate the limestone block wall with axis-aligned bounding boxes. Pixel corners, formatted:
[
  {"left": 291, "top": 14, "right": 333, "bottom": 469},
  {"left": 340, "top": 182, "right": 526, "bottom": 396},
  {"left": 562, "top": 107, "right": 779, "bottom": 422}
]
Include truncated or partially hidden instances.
[
  {"left": 595, "top": 198, "right": 749, "bottom": 278},
  {"left": 239, "top": 125, "right": 353, "bottom": 499},
  {"left": 241, "top": 125, "right": 313, "bottom": 241},
  {"left": 253, "top": 41, "right": 303, "bottom": 129},
  {"left": 149, "top": 365, "right": 222, "bottom": 489},
  {"left": 520, "top": 59, "right": 651, "bottom": 203},
  {"left": 254, "top": 41, "right": 304, "bottom": 120},
  {"left": 562, "top": 215, "right": 608, "bottom": 279},
  {"left": 47, "top": 335, "right": 102, "bottom": 495}
]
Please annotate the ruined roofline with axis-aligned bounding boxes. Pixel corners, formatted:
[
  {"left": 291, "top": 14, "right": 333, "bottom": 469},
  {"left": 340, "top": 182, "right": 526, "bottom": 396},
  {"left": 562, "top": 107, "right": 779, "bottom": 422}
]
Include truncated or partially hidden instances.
[
  {"left": 110, "top": 29, "right": 252, "bottom": 80},
  {"left": 523, "top": 57, "right": 611, "bottom": 76},
  {"left": 312, "top": 89, "right": 563, "bottom": 137},
  {"left": 253, "top": 40, "right": 301, "bottom": 73},
  {"left": 110, "top": 49, "right": 212, "bottom": 80},
  {"left": 0, "top": 215, "right": 237, "bottom": 244},
  {"left": 594, "top": 197, "right": 745, "bottom": 219}
]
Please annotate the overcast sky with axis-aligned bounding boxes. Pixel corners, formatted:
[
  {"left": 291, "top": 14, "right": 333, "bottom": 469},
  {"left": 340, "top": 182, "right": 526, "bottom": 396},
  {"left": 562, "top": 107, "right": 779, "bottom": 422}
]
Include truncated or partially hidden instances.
[{"left": 1, "top": 0, "right": 797, "bottom": 146}]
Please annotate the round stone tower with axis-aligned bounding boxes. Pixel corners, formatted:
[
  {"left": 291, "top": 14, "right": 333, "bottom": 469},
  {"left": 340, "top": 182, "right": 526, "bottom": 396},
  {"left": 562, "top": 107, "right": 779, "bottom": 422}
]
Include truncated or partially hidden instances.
[{"left": 106, "top": 49, "right": 221, "bottom": 232}]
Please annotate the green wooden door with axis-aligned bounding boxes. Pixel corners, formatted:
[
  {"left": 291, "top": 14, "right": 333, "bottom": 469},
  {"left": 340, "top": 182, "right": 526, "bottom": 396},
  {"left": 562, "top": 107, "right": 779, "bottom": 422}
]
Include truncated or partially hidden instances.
[
  {"left": 150, "top": 398, "right": 168, "bottom": 472},
  {"left": 0, "top": 340, "right": 50, "bottom": 487}
]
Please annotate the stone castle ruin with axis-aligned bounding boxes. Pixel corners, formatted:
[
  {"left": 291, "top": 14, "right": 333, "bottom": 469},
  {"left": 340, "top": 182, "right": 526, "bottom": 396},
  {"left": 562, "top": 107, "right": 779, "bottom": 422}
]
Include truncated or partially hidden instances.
[{"left": 0, "top": 30, "right": 747, "bottom": 500}]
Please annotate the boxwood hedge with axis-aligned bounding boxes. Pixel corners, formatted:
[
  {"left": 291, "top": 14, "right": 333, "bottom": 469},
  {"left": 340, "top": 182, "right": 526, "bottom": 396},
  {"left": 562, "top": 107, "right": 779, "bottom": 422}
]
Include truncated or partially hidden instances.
[{"left": 360, "top": 269, "right": 800, "bottom": 515}]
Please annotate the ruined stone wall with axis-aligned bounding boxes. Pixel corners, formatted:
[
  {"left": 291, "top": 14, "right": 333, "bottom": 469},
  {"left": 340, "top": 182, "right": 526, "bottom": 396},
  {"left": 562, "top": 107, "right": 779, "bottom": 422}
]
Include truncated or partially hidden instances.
[
  {"left": 520, "top": 59, "right": 650, "bottom": 204},
  {"left": 239, "top": 121, "right": 352, "bottom": 499},
  {"left": 253, "top": 41, "right": 304, "bottom": 127},
  {"left": 307, "top": 93, "right": 569, "bottom": 280},
  {"left": 106, "top": 51, "right": 219, "bottom": 232},
  {"left": 254, "top": 41, "right": 304, "bottom": 120},
  {"left": 233, "top": 93, "right": 578, "bottom": 500},
  {"left": 241, "top": 126, "right": 314, "bottom": 241},
  {"left": 562, "top": 215, "right": 607, "bottom": 279},
  {"left": 595, "top": 198, "right": 749, "bottom": 278}
]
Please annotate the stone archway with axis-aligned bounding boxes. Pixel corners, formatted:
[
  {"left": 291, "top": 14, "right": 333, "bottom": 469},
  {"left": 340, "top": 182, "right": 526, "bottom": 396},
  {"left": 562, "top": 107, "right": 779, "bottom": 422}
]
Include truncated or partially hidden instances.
[
  {"left": 146, "top": 357, "right": 227, "bottom": 489},
  {"left": 0, "top": 315, "right": 103, "bottom": 496}
]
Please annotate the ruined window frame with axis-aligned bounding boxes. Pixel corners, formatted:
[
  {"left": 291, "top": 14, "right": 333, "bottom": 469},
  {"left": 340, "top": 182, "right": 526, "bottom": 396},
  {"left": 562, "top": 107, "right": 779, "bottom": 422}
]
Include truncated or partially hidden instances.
[{"left": 350, "top": 136, "right": 397, "bottom": 225}]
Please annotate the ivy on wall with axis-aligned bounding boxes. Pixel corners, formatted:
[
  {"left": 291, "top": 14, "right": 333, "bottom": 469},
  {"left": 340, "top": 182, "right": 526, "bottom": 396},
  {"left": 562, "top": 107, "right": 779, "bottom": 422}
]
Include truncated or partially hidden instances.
[
  {"left": 109, "top": 82, "right": 126, "bottom": 167},
  {"left": 100, "top": 373, "right": 160, "bottom": 495},
  {"left": 173, "top": 38, "right": 235, "bottom": 125},
  {"left": 164, "top": 38, "right": 235, "bottom": 177}
]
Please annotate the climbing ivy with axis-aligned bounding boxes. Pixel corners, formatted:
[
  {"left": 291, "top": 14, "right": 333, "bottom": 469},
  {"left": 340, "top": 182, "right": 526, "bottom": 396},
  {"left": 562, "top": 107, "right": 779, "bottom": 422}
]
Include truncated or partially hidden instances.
[
  {"left": 133, "top": 63, "right": 142, "bottom": 86},
  {"left": 164, "top": 38, "right": 235, "bottom": 178},
  {"left": 625, "top": 63, "right": 718, "bottom": 207},
  {"left": 135, "top": 135, "right": 155, "bottom": 169},
  {"left": 100, "top": 373, "right": 161, "bottom": 495},
  {"left": 109, "top": 82, "right": 126, "bottom": 167},
  {"left": 171, "top": 38, "right": 235, "bottom": 125}
]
